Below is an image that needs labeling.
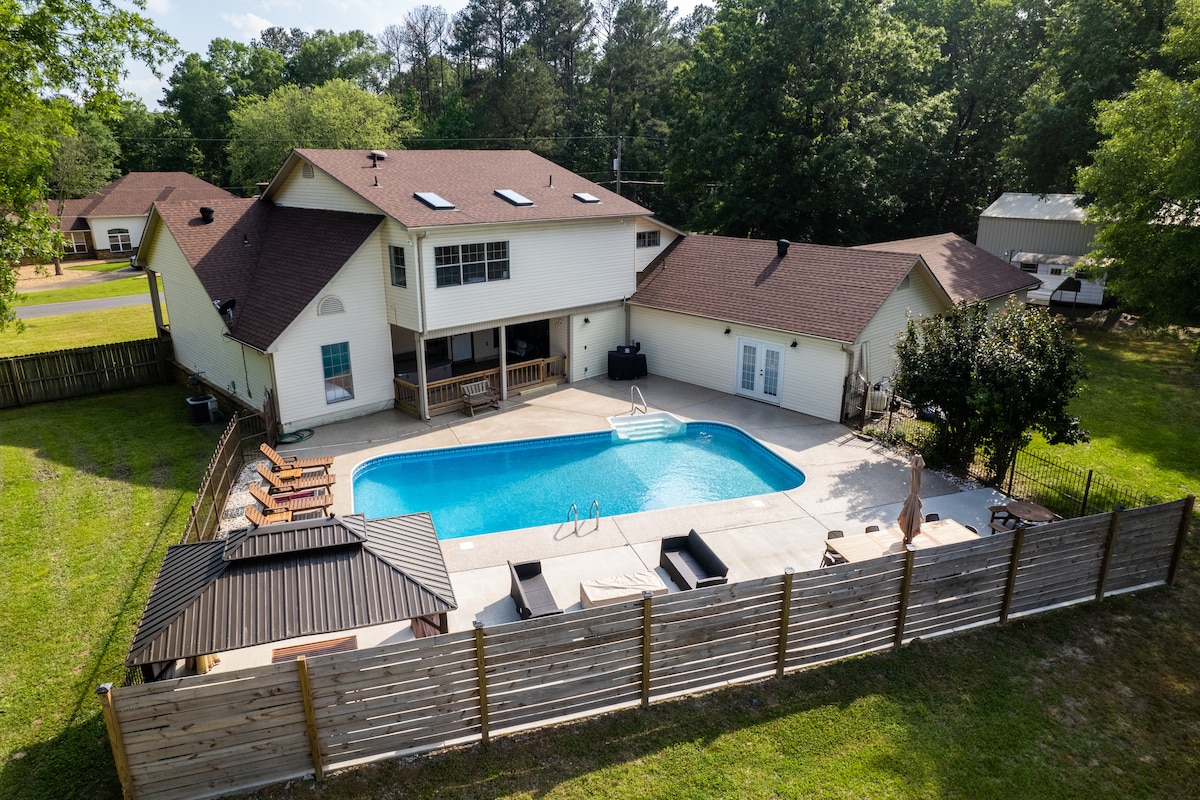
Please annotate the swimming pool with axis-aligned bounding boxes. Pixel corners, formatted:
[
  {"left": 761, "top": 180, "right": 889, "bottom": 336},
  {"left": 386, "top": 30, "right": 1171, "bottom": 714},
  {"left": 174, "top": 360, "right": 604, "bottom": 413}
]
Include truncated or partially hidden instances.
[{"left": 351, "top": 421, "right": 805, "bottom": 539}]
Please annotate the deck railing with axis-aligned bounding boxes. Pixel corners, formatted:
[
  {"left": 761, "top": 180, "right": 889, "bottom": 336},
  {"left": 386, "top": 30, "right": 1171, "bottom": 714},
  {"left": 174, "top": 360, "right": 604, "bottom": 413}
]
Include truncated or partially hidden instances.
[{"left": 393, "top": 355, "right": 566, "bottom": 417}]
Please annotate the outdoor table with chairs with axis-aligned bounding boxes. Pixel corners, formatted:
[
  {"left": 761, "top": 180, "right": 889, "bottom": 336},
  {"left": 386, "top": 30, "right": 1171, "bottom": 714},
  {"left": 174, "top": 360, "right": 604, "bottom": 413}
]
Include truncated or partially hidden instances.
[
  {"left": 824, "top": 518, "right": 980, "bottom": 564},
  {"left": 989, "top": 500, "right": 1058, "bottom": 533}
]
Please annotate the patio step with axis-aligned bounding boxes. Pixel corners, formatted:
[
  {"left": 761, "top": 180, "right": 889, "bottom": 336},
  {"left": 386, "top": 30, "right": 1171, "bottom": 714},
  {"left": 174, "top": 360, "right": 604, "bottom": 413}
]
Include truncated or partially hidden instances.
[{"left": 609, "top": 412, "right": 683, "bottom": 442}]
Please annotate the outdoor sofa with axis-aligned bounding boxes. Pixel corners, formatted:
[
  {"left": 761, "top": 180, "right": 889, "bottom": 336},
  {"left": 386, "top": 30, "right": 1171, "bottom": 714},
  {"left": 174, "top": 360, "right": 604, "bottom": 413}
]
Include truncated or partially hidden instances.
[{"left": 659, "top": 530, "right": 729, "bottom": 590}]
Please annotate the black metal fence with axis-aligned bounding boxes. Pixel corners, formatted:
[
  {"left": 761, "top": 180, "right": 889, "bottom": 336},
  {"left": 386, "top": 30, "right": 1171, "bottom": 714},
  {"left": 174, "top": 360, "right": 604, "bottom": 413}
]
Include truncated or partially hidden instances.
[{"left": 864, "top": 404, "right": 1155, "bottom": 518}]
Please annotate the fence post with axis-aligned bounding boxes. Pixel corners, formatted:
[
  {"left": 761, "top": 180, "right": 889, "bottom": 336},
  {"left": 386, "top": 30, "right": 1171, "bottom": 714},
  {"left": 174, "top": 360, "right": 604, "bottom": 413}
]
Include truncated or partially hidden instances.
[
  {"left": 1095, "top": 508, "right": 1123, "bottom": 600},
  {"left": 893, "top": 546, "right": 916, "bottom": 648},
  {"left": 473, "top": 621, "right": 490, "bottom": 744},
  {"left": 1167, "top": 495, "right": 1196, "bottom": 587},
  {"left": 1006, "top": 457, "right": 1017, "bottom": 496},
  {"left": 295, "top": 656, "right": 324, "bottom": 781},
  {"left": 1080, "top": 470, "right": 1094, "bottom": 517},
  {"left": 776, "top": 568, "right": 794, "bottom": 678},
  {"left": 96, "top": 684, "right": 135, "bottom": 799},
  {"left": 1000, "top": 527, "right": 1026, "bottom": 624},
  {"left": 640, "top": 590, "right": 654, "bottom": 708}
]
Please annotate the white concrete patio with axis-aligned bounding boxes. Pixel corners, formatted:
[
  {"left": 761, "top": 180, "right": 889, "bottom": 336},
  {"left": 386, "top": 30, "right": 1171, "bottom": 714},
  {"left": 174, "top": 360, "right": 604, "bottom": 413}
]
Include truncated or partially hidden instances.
[{"left": 263, "top": 374, "right": 1010, "bottom": 634}]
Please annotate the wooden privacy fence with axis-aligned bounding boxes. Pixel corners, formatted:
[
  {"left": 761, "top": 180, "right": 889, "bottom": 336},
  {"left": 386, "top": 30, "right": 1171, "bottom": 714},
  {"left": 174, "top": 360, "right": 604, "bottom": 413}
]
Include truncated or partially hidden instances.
[
  {"left": 0, "top": 338, "right": 172, "bottom": 408},
  {"left": 99, "top": 498, "right": 1193, "bottom": 800}
]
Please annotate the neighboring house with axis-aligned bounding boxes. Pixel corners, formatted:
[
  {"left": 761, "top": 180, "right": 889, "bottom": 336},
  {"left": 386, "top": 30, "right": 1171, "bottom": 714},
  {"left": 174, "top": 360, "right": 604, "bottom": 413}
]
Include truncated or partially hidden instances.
[
  {"left": 139, "top": 149, "right": 678, "bottom": 430},
  {"left": 52, "top": 172, "right": 234, "bottom": 262},
  {"left": 627, "top": 235, "right": 953, "bottom": 423},
  {"left": 975, "top": 193, "right": 1104, "bottom": 306},
  {"left": 854, "top": 232, "right": 1040, "bottom": 311},
  {"left": 125, "top": 513, "right": 456, "bottom": 682}
]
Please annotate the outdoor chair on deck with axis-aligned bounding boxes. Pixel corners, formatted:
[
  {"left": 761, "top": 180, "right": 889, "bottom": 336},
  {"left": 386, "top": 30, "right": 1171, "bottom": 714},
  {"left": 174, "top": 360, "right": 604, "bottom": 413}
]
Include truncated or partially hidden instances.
[
  {"left": 249, "top": 482, "right": 333, "bottom": 515},
  {"left": 509, "top": 560, "right": 563, "bottom": 619},
  {"left": 260, "top": 443, "right": 333, "bottom": 476},
  {"left": 659, "top": 530, "right": 729, "bottom": 590},
  {"left": 255, "top": 463, "right": 336, "bottom": 495},
  {"left": 989, "top": 504, "right": 1017, "bottom": 534},
  {"left": 461, "top": 380, "right": 500, "bottom": 417},
  {"left": 245, "top": 504, "right": 290, "bottom": 526}
]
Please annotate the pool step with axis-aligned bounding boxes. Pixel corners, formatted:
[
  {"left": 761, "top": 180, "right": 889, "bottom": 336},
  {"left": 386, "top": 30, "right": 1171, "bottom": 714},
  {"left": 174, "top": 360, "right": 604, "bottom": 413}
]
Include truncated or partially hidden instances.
[{"left": 609, "top": 412, "right": 683, "bottom": 441}]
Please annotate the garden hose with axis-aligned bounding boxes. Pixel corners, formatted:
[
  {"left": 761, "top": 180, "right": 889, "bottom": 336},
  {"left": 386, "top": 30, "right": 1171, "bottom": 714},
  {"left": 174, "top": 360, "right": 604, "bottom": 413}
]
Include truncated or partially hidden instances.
[{"left": 276, "top": 429, "right": 314, "bottom": 444}]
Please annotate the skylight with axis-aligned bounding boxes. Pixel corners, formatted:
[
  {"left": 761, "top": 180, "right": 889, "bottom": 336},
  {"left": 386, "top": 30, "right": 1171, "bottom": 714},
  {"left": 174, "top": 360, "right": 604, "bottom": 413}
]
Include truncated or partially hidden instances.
[
  {"left": 573, "top": 192, "right": 600, "bottom": 204},
  {"left": 414, "top": 191, "right": 455, "bottom": 210},
  {"left": 494, "top": 189, "right": 534, "bottom": 206}
]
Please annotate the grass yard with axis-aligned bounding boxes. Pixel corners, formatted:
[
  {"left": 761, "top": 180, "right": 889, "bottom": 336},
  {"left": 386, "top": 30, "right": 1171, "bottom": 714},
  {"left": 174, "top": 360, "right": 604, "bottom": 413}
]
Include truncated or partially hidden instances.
[
  {"left": 15, "top": 274, "right": 162, "bottom": 306},
  {"left": 0, "top": 306, "right": 164, "bottom": 357},
  {"left": 0, "top": 386, "right": 221, "bottom": 800},
  {"left": 67, "top": 262, "right": 133, "bottom": 273}
]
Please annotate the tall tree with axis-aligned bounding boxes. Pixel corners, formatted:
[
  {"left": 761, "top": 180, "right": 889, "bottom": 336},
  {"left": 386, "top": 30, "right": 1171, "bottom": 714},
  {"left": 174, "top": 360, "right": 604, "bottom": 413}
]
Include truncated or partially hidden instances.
[
  {"left": 226, "top": 79, "right": 416, "bottom": 187},
  {"left": 1075, "top": 4, "right": 1200, "bottom": 326},
  {"left": 287, "top": 29, "right": 390, "bottom": 91},
  {"left": 47, "top": 103, "right": 121, "bottom": 202},
  {"left": 397, "top": 6, "right": 451, "bottom": 119},
  {"left": 0, "top": 0, "right": 174, "bottom": 327},
  {"left": 162, "top": 51, "right": 236, "bottom": 185},
  {"left": 110, "top": 101, "right": 205, "bottom": 175},
  {"left": 668, "top": 0, "right": 952, "bottom": 242}
]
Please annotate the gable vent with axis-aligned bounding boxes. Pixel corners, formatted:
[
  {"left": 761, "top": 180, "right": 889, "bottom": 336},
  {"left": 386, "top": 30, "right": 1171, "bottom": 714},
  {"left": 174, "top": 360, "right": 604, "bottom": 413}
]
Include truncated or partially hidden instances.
[
  {"left": 494, "top": 189, "right": 533, "bottom": 206},
  {"left": 414, "top": 191, "right": 455, "bottom": 210},
  {"left": 317, "top": 295, "right": 345, "bottom": 315},
  {"left": 302, "top": 163, "right": 315, "bottom": 179}
]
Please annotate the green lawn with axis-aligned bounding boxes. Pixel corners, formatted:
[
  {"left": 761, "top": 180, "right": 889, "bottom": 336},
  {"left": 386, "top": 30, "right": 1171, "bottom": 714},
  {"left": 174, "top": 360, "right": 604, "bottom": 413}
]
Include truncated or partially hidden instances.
[
  {"left": 0, "top": 306, "right": 164, "bottom": 357},
  {"left": 0, "top": 386, "right": 221, "bottom": 800},
  {"left": 67, "top": 262, "right": 132, "bottom": 273},
  {"left": 16, "top": 274, "right": 162, "bottom": 306}
]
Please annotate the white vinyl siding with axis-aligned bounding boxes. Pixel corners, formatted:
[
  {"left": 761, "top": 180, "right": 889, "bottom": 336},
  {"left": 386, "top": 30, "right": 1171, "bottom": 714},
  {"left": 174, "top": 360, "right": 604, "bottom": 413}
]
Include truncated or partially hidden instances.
[
  {"left": 854, "top": 265, "right": 947, "bottom": 384},
  {"left": 142, "top": 224, "right": 274, "bottom": 408},
  {"left": 419, "top": 218, "right": 636, "bottom": 332},
  {"left": 382, "top": 221, "right": 421, "bottom": 331},
  {"left": 630, "top": 306, "right": 847, "bottom": 422},
  {"left": 271, "top": 161, "right": 383, "bottom": 215},
  {"left": 91, "top": 215, "right": 150, "bottom": 250},
  {"left": 270, "top": 234, "right": 395, "bottom": 430},
  {"left": 570, "top": 307, "right": 624, "bottom": 382},
  {"left": 635, "top": 218, "right": 668, "bottom": 272}
]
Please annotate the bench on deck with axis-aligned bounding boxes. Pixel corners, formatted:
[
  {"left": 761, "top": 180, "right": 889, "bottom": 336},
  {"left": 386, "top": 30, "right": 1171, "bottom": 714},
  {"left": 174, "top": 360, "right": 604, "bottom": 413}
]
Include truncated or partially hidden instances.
[
  {"left": 660, "top": 530, "right": 729, "bottom": 590},
  {"left": 462, "top": 380, "right": 500, "bottom": 416}
]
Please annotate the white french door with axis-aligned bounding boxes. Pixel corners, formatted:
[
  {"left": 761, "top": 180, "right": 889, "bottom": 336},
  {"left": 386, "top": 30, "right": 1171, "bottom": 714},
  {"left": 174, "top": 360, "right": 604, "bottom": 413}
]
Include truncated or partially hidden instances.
[{"left": 735, "top": 338, "right": 783, "bottom": 404}]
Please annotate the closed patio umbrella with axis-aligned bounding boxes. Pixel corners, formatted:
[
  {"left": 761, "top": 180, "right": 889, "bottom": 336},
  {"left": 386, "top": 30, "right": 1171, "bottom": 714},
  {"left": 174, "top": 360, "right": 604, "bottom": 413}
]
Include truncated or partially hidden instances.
[{"left": 898, "top": 454, "right": 925, "bottom": 545}]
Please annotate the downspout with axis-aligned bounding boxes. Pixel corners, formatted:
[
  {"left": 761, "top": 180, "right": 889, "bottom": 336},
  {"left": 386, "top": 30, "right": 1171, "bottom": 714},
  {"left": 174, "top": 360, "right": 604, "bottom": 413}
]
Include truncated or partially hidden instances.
[{"left": 413, "top": 230, "right": 430, "bottom": 420}]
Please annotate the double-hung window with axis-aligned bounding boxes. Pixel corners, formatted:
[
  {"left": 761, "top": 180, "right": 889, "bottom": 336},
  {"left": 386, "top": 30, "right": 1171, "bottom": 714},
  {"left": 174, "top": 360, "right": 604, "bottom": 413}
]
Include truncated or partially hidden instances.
[
  {"left": 64, "top": 232, "right": 88, "bottom": 254},
  {"left": 321, "top": 342, "right": 354, "bottom": 403},
  {"left": 390, "top": 246, "right": 406, "bottom": 287},
  {"left": 108, "top": 228, "right": 132, "bottom": 252},
  {"left": 636, "top": 230, "right": 660, "bottom": 248},
  {"left": 434, "top": 241, "right": 510, "bottom": 287}
]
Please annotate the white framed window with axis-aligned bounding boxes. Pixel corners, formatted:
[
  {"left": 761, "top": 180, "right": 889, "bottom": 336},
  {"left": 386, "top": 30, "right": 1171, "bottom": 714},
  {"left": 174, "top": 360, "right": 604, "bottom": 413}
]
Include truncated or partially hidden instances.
[
  {"left": 63, "top": 232, "right": 88, "bottom": 254},
  {"left": 390, "top": 246, "right": 406, "bottom": 287},
  {"left": 434, "top": 241, "right": 509, "bottom": 287},
  {"left": 636, "top": 230, "right": 660, "bottom": 248},
  {"left": 321, "top": 342, "right": 354, "bottom": 403},
  {"left": 108, "top": 228, "right": 132, "bottom": 252}
]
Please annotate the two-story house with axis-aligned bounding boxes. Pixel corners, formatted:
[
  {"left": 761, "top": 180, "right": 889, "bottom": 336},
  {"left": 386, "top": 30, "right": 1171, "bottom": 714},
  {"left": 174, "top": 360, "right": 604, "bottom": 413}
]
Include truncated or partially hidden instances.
[{"left": 138, "top": 149, "right": 677, "bottom": 430}]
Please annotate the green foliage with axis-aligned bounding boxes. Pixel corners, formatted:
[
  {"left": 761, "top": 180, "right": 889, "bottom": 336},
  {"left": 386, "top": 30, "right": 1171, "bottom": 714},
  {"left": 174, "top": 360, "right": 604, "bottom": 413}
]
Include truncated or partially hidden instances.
[
  {"left": 1076, "top": 9, "right": 1200, "bottom": 326},
  {"left": 46, "top": 101, "right": 120, "bottom": 201},
  {"left": 895, "top": 298, "right": 1088, "bottom": 479},
  {"left": 227, "top": 79, "right": 417, "bottom": 188}
]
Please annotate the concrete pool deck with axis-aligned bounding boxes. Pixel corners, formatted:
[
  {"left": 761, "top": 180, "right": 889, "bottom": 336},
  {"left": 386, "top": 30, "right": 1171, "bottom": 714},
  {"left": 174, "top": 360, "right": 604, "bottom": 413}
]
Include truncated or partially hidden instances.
[{"left": 258, "top": 374, "right": 1010, "bottom": 635}]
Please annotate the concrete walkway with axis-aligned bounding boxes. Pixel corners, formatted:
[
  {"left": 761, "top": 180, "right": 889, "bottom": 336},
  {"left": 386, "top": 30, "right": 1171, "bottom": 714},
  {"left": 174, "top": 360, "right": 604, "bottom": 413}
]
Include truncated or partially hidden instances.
[{"left": 261, "top": 374, "right": 1009, "bottom": 635}]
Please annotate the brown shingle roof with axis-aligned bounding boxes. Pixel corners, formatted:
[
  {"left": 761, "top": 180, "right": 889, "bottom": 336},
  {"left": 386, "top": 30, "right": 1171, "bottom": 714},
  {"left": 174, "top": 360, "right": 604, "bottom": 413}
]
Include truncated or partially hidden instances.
[
  {"left": 630, "top": 235, "right": 930, "bottom": 343},
  {"left": 126, "top": 513, "right": 457, "bottom": 666},
  {"left": 854, "top": 233, "right": 1039, "bottom": 303},
  {"left": 52, "top": 172, "right": 233, "bottom": 227},
  {"left": 151, "top": 198, "right": 382, "bottom": 351},
  {"left": 286, "top": 149, "right": 651, "bottom": 228}
]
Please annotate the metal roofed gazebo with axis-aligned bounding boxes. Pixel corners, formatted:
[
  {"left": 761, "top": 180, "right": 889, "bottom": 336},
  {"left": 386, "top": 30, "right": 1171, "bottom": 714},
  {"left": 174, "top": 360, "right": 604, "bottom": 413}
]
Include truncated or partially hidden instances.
[{"left": 126, "top": 513, "right": 456, "bottom": 681}]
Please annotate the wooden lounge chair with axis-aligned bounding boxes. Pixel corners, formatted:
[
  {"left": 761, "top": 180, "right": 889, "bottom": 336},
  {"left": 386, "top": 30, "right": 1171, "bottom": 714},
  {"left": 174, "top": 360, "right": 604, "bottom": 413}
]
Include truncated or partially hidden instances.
[
  {"left": 249, "top": 482, "right": 333, "bottom": 515},
  {"left": 245, "top": 504, "right": 291, "bottom": 526},
  {"left": 259, "top": 443, "right": 333, "bottom": 475},
  {"left": 659, "top": 530, "right": 729, "bottom": 590},
  {"left": 255, "top": 462, "right": 336, "bottom": 495},
  {"left": 509, "top": 560, "right": 563, "bottom": 619},
  {"left": 461, "top": 380, "right": 500, "bottom": 417}
]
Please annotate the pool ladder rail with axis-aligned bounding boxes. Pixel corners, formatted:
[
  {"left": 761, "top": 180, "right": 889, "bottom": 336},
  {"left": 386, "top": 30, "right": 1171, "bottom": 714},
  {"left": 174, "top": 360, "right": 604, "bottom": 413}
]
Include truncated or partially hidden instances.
[
  {"left": 629, "top": 385, "right": 647, "bottom": 415},
  {"left": 568, "top": 500, "right": 601, "bottom": 533}
]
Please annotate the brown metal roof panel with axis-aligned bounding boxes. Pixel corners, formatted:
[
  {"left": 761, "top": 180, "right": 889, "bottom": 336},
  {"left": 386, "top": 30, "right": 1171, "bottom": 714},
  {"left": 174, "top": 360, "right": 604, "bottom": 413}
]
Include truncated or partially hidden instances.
[
  {"left": 363, "top": 513, "right": 456, "bottom": 604},
  {"left": 125, "top": 541, "right": 226, "bottom": 665}
]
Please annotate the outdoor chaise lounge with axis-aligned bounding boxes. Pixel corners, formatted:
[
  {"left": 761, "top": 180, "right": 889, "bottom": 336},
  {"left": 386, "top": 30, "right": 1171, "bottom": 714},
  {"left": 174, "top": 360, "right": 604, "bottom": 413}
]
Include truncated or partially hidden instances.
[
  {"left": 659, "top": 530, "right": 729, "bottom": 590},
  {"left": 249, "top": 482, "right": 333, "bottom": 515},
  {"left": 260, "top": 443, "right": 334, "bottom": 475},
  {"left": 255, "top": 462, "right": 336, "bottom": 494},
  {"left": 245, "top": 504, "right": 290, "bottom": 526},
  {"left": 461, "top": 380, "right": 500, "bottom": 417},
  {"left": 508, "top": 560, "right": 563, "bottom": 619}
]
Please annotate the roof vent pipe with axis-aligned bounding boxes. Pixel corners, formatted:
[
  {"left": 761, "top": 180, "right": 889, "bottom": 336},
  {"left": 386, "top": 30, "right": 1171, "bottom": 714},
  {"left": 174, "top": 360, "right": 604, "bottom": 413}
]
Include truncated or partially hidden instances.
[
  {"left": 255, "top": 182, "right": 269, "bottom": 196},
  {"left": 777, "top": 239, "right": 790, "bottom": 258},
  {"left": 200, "top": 206, "right": 215, "bottom": 224}
]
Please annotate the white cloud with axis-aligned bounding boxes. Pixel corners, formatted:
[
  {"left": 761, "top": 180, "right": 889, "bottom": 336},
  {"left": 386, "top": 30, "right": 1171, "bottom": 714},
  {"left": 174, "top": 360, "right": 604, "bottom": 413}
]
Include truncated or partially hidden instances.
[
  {"left": 145, "top": 0, "right": 172, "bottom": 14},
  {"left": 221, "top": 12, "right": 275, "bottom": 41}
]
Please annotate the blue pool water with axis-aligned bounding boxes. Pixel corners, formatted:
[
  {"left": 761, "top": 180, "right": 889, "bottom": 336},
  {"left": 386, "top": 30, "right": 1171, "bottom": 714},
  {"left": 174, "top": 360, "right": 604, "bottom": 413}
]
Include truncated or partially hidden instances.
[{"left": 352, "top": 422, "right": 805, "bottom": 539}]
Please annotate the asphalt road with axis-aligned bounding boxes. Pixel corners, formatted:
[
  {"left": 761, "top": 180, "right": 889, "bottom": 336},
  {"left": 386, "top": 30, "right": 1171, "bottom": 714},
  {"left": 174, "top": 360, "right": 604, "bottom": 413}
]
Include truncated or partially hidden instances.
[{"left": 15, "top": 293, "right": 161, "bottom": 319}]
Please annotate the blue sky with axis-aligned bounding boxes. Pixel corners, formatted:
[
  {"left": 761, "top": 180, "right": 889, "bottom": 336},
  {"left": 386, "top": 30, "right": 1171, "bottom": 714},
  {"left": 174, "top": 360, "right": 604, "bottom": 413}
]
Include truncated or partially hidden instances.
[{"left": 122, "top": 0, "right": 703, "bottom": 108}]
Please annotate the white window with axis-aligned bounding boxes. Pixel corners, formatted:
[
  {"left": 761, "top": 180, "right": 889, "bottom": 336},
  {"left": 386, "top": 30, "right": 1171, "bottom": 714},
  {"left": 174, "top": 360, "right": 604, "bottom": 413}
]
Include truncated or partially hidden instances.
[
  {"left": 108, "top": 228, "right": 132, "bottom": 252},
  {"left": 321, "top": 342, "right": 354, "bottom": 403},
  {"left": 390, "top": 246, "right": 406, "bottom": 287},
  {"left": 63, "top": 232, "right": 88, "bottom": 254},
  {"left": 636, "top": 230, "right": 660, "bottom": 248},
  {"left": 434, "top": 241, "right": 509, "bottom": 287}
]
